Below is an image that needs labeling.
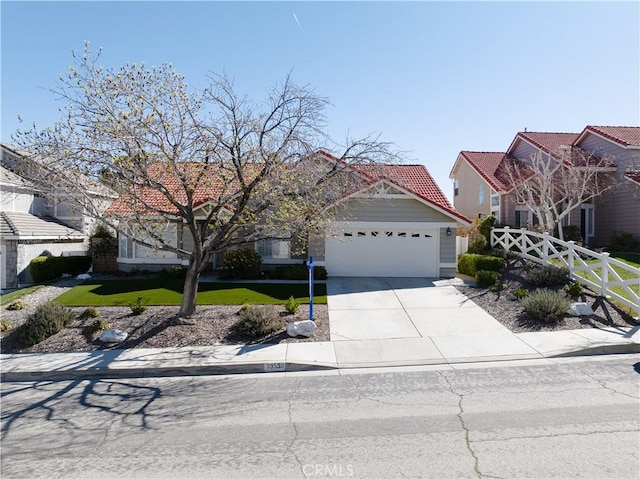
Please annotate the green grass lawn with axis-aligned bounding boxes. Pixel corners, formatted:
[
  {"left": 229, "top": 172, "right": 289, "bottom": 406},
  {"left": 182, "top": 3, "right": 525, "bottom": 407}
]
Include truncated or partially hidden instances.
[
  {"left": 0, "top": 285, "right": 45, "bottom": 305},
  {"left": 54, "top": 279, "right": 327, "bottom": 307},
  {"left": 570, "top": 255, "right": 639, "bottom": 306}
]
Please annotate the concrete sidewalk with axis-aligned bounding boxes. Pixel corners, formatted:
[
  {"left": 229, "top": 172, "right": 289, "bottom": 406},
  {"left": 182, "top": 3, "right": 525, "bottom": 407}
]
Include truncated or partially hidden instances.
[
  {"left": 2, "top": 276, "right": 639, "bottom": 381},
  {"left": 2, "top": 326, "right": 638, "bottom": 382}
]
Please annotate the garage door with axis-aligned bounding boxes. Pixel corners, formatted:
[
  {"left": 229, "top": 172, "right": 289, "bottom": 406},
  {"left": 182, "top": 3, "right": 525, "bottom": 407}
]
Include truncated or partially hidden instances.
[{"left": 325, "top": 227, "right": 438, "bottom": 277}]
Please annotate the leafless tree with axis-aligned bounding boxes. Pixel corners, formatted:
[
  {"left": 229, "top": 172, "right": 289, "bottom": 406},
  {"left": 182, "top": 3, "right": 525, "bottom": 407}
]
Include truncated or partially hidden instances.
[
  {"left": 13, "top": 43, "right": 401, "bottom": 321},
  {"left": 502, "top": 147, "right": 618, "bottom": 240}
]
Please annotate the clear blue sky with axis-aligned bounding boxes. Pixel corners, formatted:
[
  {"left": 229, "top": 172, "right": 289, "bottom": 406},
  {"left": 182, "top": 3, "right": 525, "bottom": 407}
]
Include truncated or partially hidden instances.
[{"left": 2, "top": 1, "right": 639, "bottom": 202}]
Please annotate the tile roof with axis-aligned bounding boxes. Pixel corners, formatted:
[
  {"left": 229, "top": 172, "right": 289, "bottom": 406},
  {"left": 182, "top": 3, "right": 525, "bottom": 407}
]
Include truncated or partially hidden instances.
[
  {"left": 456, "top": 152, "right": 508, "bottom": 192},
  {"left": 352, "top": 164, "right": 470, "bottom": 223},
  {"left": 106, "top": 159, "right": 471, "bottom": 223},
  {"left": 0, "top": 164, "right": 37, "bottom": 190},
  {"left": 581, "top": 126, "right": 640, "bottom": 147},
  {"left": 511, "top": 132, "right": 580, "bottom": 159},
  {"left": 1, "top": 211, "right": 85, "bottom": 239}
]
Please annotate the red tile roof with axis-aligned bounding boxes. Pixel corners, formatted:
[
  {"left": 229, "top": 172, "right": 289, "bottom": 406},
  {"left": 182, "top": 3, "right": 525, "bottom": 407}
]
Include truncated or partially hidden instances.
[
  {"left": 511, "top": 132, "right": 580, "bottom": 159},
  {"left": 457, "top": 152, "right": 508, "bottom": 192},
  {"left": 352, "top": 164, "right": 470, "bottom": 222},
  {"left": 106, "top": 158, "right": 471, "bottom": 223},
  {"left": 580, "top": 126, "right": 640, "bottom": 147}
]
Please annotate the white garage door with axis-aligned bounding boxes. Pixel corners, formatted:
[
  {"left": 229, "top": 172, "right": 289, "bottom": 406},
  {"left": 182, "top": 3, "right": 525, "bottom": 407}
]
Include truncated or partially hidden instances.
[{"left": 325, "top": 227, "right": 439, "bottom": 277}]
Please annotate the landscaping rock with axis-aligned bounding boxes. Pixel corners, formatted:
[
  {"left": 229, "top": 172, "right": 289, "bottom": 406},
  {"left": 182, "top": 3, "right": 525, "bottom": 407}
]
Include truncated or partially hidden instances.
[
  {"left": 568, "top": 302, "right": 594, "bottom": 316},
  {"left": 99, "top": 329, "right": 128, "bottom": 343},
  {"left": 77, "top": 273, "right": 91, "bottom": 280},
  {"left": 287, "top": 320, "right": 316, "bottom": 337}
]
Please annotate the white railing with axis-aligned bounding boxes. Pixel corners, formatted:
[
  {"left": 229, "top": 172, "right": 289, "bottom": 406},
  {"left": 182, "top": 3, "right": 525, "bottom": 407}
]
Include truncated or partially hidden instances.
[{"left": 491, "top": 227, "right": 640, "bottom": 319}]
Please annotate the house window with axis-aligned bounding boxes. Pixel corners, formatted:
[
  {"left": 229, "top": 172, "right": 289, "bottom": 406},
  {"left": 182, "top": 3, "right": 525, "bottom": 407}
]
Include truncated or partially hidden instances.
[
  {"left": 257, "top": 239, "right": 290, "bottom": 259},
  {"left": 454, "top": 179, "right": 459, "bottom": 197},
  {"left": 491, "top": 195, "right": 499, "bottom": 207},
  {"left": 515, "top": 206, "right": 535, "bottom": 229},
  {"left": 478, "top": 185, "right": 485, "bottom": 206},
  {"left": 119, "top": 235, "right": 132, "bottom": 258}
]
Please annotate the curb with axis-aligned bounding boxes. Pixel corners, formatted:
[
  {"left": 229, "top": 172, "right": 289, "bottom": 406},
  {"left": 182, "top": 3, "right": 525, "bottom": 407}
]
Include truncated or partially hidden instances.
[{"left": 2, "top": 344, "right": 638, "bottom": 382}]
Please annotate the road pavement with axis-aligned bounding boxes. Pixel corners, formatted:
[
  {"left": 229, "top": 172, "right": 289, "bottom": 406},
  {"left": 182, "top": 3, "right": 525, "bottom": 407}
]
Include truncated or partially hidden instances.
[{"left": 2, "top": 354, "right": 638, "bottom": 478}]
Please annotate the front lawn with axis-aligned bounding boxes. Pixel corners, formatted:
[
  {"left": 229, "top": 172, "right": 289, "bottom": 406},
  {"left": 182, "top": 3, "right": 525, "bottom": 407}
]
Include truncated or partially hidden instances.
[{"left": 54, "top": 279, "right": 326, "bottom": 306}]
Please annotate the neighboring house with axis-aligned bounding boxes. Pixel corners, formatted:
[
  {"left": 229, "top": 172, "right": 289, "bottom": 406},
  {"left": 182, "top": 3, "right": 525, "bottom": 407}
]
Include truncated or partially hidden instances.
[
  {"left": 110, "top": 152, "right": 471, "bottom": 278},
  {"left": 1, "top": 143, "right": 114, "bottom": 289},
  {"left": 449, "top": 126, "right": 640, "bottom": 245}
]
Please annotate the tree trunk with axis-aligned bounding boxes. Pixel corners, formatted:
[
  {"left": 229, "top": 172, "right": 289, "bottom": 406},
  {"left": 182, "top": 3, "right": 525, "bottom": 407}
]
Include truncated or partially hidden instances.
[{"left": 175, "top": 259, "right": 202, "bottom": 324}]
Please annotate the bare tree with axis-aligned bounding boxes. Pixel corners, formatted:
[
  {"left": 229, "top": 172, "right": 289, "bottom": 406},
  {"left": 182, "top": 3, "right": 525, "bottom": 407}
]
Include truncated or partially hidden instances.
[
  {"left": 13, "top": 44, "right": 400, "bottom": 321},
  {"left": 502, "top": 147, "right": 617, "bottom": 240}
]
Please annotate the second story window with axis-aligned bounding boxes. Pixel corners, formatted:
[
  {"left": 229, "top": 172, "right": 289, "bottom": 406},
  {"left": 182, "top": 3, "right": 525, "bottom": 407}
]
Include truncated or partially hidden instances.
[
  {"left": 478, "top": 185, "right": 485, "bottom": 205},
  {"left": 454, "top": 179, "right": 459, "bottom": 196}
]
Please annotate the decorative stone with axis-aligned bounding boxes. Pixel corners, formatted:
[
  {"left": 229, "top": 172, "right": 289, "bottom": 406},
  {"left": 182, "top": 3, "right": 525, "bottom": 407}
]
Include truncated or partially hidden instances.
[
  {"left": 77, "top": 273, "right": 91, "bottom": 280},
  {"left": 568, "top": 302, "right": 594, "bottom": 316},
  {"left": 99, "top": 329, "right": 128, "bottom": 343},
  {"left": 287, "top": 320, "right": 316, "bottom": 337}
]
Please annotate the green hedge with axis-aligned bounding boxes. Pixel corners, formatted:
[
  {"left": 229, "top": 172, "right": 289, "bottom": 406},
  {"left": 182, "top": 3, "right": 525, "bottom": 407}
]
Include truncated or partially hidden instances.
[
  {"left": 29, "top": 256, "right": 92, "bottom": 282},
  {"left": 458, "top": 253, "right": 505, "bottom": 276},
  {"left": 271, "top": 263, "right": 328, "bottom": 280}
]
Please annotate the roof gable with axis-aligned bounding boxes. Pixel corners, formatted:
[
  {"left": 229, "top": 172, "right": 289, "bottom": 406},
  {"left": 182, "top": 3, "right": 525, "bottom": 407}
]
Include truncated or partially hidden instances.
[
  {"left": 576, "top": 126, "right": 640, "bottom": 148},
  {"left": 507, "top": 132, "right": 580, "bottom": 159},
  {"left": 454, "top": 152, "right": 508, "bottom": 192}
]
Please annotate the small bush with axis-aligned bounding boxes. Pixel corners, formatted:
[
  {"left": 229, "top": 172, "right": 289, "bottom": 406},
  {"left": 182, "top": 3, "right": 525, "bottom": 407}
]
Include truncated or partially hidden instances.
[
  {"left": 521, "top": 289, "right": 571, "bottom": 323},
  {"left": 458, "top": 254, "right": 505, "bottom": 276},
  {"left": 233, "top": 305, "right": 283, "bottom": 339},
  {"left": 13, "top": 302, "right": 75, "bottom": 346},
  {"left": 6, "top": 300, "right": 28, "bottom": 311},
  {"left": 129, "top": 297, "right": 147, "bottom": 315},
  {"left": 79, "top": 307, "right": 100, "bottom": 319},
  {"left": 221, "top": 248, "right": 262, "bottom": 279},
  {"left": 1, "top": 319, "right": 13, "bottom": 332},
  {"left": 478, "top": 215, "right": 497, "bottom": 242},
  {"left": 475, "top": 270, "right": 499, "bottom": 288},
  {"left": 83, "top": 319, "right": 110, "bottom": 335},
  {"left": 467, "top": 236, "right": 488, "bottom": 254},
  {"left": 564, "top": 281, "right": 584, "bottom": 299},
  {"left": 284, "top": 296, "right": 300, "bottom": 315},
  {"left": 513, "top": 287, "right": 529, "bottom": 301},
  {"left": 525, "top": 265, "right": 569, "bottom": 287}
]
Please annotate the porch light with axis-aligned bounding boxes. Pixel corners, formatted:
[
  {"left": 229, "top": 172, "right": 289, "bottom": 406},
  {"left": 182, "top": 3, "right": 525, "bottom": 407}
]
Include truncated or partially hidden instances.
[{"left": 446, "top": 227, "right": 452, "bottom": 236}]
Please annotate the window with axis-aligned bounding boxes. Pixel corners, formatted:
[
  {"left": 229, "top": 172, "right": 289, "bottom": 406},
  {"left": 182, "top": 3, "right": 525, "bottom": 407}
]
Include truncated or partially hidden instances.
[
  {"left": 515, "top": 206, "right": 535, "bottom": 229},
  {"left": 478, "top": 185, "right": 485, "bottom": 206},
  {"left": 491, "top": 195, "right": 499, "bottom": 207},
  {"left": 257, "top": 239, "right": 290, "bottom": 259},
  {"left": 454, "top": 179, "right": 459, "bottom": 197}
]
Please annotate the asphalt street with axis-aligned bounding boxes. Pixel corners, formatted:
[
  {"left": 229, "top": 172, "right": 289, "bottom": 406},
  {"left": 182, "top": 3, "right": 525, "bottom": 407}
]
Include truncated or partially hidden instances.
[{"left": 1, "top": 355, "right": 639, "bottom": 479}]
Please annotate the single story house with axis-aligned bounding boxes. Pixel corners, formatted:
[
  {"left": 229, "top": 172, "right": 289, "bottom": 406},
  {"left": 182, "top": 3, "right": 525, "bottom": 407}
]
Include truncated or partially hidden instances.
[{"left": 110, "top": 152, "right": 471, "bottom": 278}]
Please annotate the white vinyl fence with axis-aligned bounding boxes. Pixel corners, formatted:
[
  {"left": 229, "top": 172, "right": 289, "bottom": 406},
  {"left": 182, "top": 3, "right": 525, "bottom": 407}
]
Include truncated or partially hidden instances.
[{"left": 491, "top": 227, "right": 640, "bottom": 319}]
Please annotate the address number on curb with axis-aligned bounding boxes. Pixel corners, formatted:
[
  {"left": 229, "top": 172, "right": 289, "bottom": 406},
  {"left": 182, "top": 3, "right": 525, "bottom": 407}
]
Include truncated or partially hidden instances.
[{"left": 264, "top": 363, "right": 286, "bottom": 372}]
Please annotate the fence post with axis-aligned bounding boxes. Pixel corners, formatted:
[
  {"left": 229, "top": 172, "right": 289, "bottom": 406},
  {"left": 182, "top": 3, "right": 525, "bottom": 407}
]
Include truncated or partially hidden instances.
[
  {"left": 542, "top": 232, "right": 549, "bottom": 263},
  {"left": 567, "top": 241, "right": 575, "bottom": 279},
  {"left": 600, "top": 252, "right": 609, "bottom": 297},
  {"left": 520, "top": 228, "right": 527, "bottom": 255}
]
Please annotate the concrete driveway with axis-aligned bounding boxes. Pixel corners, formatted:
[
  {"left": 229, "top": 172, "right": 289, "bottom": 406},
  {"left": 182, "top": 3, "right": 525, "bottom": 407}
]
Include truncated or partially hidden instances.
[{"left": 327, "top": 276, "right": 510, "bottom": 341}]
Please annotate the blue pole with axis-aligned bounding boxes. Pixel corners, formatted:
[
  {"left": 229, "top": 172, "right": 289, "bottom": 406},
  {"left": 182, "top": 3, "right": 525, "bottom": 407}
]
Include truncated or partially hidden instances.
[{"left": 307, "top": 256, "right": 314, "bottom": 322}]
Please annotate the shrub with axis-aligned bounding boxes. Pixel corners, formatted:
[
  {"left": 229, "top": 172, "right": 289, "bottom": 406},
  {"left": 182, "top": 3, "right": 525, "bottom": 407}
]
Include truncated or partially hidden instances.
[
  {"left": 284, "top": 296, "right": 300, "bottom": 315},
  {"left": 475, "top": 270, "right": 499, "bottom": 288},
  {"left": 6, "top": 300, "right": 28, "bottom": 311},
  {"left": 458, "top": 254, "right": 505, "bottom": 276},
  {"left": 29, "top": 255, "right": 92, "bottom": 282},
  {"left": 610, "top": 231, "right": 640, "bottom": 252},
  {"left": 525, "top": 265, "right": 569, "bottom": 287},
  {"left": 521, "top": 289, "right": 571, "bottom": 323},
  {"left": 159, "top": 266, "right": 188, "bottom": 279},
  {"left": 129, "top": 297, "right": 147, "bottom": 315},
  {"left": 221, "top": 248, "right": 262, "bottom": 279},
  {"left": 564, "top": 281, "right": 584, "bottom": 299},
  {"left": 467, "top": 235, "right": 488, "bottom": 254},
  {"left": 91, "top": 224, "right": 114, "bottom": 239},
  {"left": 233, "top": 305, "right": 283, "bottom": 339},
  {"left": 13, "top": 302, "right": 75, "bottom": 346},
  {"left": 478, "top": 215, "right": 497, "bottom": 242},
  {"left": 83, "top": 319, "right": 110, "bottom": 335},
  {"left": 271, "top": 263, "right": 328, "bottom": 280},
  {"left": 79, "top": 307, "right": 100, "bottom": 319},
  {"left": 512, "top": 287, "right": 529, "bottom": 301},
  {"left": 1, "top": 319, "right": 13, "bottom": 332}
]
